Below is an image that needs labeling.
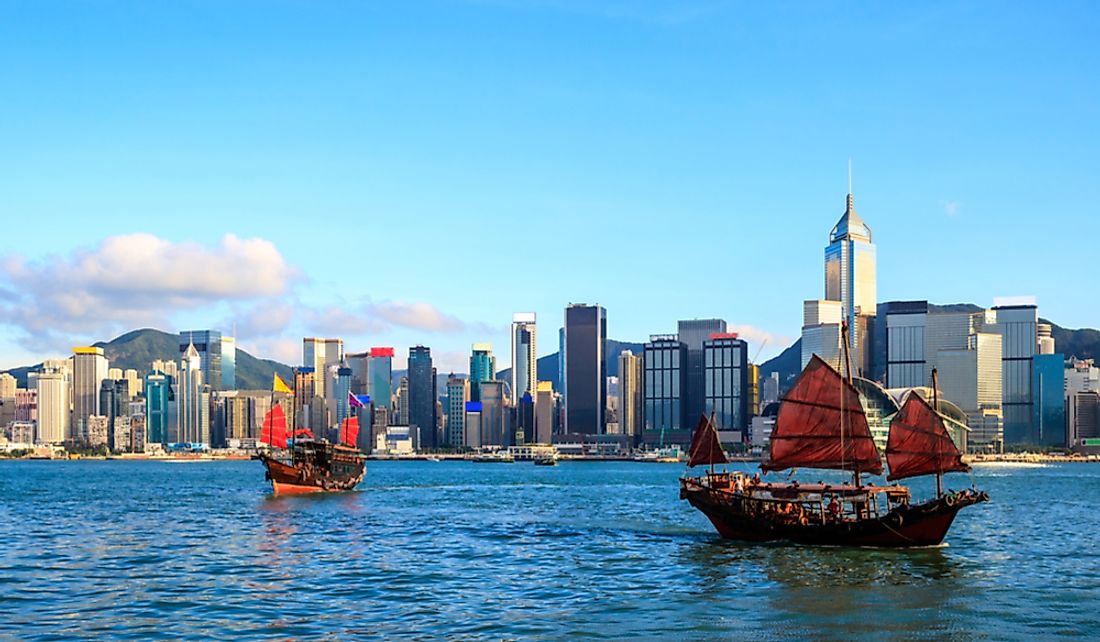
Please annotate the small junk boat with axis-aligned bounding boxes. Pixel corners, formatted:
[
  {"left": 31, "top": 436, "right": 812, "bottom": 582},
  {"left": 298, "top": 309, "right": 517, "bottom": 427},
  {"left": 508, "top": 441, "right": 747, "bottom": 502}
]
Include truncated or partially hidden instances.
[
  {"left": 257, "top": 396, "right": 366, "bottom": 494},
  {"left": 681, "top": 327, "right": 987, "bottom": 547}
]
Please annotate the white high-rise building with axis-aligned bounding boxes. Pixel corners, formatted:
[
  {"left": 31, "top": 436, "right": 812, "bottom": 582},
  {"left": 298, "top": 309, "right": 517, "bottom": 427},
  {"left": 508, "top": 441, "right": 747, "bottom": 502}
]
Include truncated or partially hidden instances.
[
  {"left": 31, "top": 370, "right": 70, "bottom": 444},
  {"left": 72, "top": 347, "right": 109, "bottom": 442},
  {"left": 303, "top": 338, "right": 344, "bottom": 399},
  {"left": 511, "top": 313, "right": 537, "bottom": 403},
  {"left": 938, "top": 332, "right": 1004, "bottom": 452},
  {"left": 0, "top": 372, "right": 16, "bottom": 399},
  {"left": 178, "top": 341, "right": 210, "bottom": 445}
]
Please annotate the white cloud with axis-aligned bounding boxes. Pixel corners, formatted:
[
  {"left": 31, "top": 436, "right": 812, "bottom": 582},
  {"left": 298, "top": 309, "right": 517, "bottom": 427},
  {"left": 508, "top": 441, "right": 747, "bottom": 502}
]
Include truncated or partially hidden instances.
[
  {"left": 728, "top": 325, "right": 794, "bottom": 359},
  {"left": 0, "top": 233, "right": 298, "bottom": 352},
  {"left": 368, "top": 300, "right": 468, "bottom": 333}
]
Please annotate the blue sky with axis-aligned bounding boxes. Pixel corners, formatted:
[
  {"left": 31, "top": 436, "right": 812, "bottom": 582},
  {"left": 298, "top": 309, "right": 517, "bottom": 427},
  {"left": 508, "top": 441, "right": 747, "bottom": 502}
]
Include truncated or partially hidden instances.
[{"left": 1, "top": 1, "right": 1097, "bottom": 372}]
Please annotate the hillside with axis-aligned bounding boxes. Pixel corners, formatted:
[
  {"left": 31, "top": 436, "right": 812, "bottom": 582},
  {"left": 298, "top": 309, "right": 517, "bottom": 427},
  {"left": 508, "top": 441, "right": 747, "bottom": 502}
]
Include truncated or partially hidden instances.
[{"left": 4, "top": 328, "right": 293, "bottom": 390}]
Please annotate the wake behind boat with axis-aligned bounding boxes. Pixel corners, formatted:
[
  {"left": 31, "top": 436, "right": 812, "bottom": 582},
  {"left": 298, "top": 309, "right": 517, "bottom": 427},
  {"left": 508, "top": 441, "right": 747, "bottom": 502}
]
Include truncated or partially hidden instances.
[{"left": 680, "top": 324, "right": 988, "bottom": 547}]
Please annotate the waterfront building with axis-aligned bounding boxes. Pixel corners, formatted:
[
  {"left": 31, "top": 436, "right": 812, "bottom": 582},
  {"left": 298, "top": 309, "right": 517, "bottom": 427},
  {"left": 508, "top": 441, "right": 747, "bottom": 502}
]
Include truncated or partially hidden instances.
[
  {"left": 511, "top": 313, "right": 538, "bottom": 403},
  {"left": 761, "top": 372, "right": 780, "bottom": 407},
  {"left": 823, "top": 188, "right": 877, "bottom": 375},
  {"left": 8, "top": 421, "right": 34, "bottom": 445},
  {"left": 678, "top": 319, "right": 728, "bottom": 424},
  {"left": 535, "top": 381, "right": 556, "bottom": 444},
  {"left": 938, "top": 332, "right": 1004, "bottom": 452},
  {"left": 884, "top": 300, "right": 929, "bottom": 388},
  {"left": 617, "top": 351, "right": 643, "bottom": 442},
  {"left": 643, "top": 335, "right": 688, "bottom": 447},
  {"left": 446, "top": 376, "right": 470, "bottom": 448},
  {"left": 130, "top": 414, "right": 147, "bottom": 453},
  {"left": 464, "top": 402, "right": 482, "bottom": 449},
  {"left": 703, "top": 334, "right": 750, "bottom": 438},
  {"left": 87, "top": 415, "right": 109, "bottom": 448},
  {"left": 334, "top": 364, "right": 353, "bottom": 427},
  {"left": 395, "top": 376, "right": 410, "bottom": 425},
  {"left": 221, "top": 336, "right": 236, "bottom": 390},
  {"left": 558, "top": 327, "right": 566, "bottom": 405},
  {"left": 1068, "top": 392, "right": 1100, "bottom": 449},
  {"left": 564, "top": 304, "right": 607, "bottom": 434},
  {"left": 368, "top": 348, "right": 394, "bottom": 416},
  {"left": 112, "top": 416, "right": 131, "bottom": 452},
  {"left": 800, "top": 300, "right": 843, "bottom": 370},
  {"left": 469, "top": 343, "right": 496, "bottom": 402},
  {"left": 347, "top": 352, "right": 369, "bottom": 396},
  {"left": 179, "top": 330, "right": 224, "bottom": 392},
  {"left": 144, "top": 370, "right": 172, "bottom": 444},
  {"left": 408, "top": 346, "right": 437, "bottom": 450},
  {"left": 991, "top": 302, "right": 1039, "bottom": 445},
  {"left": 303, "top": 337, "right": 344, "bottom": 399},
  {"left": 32, "top": 370, "right": 69, "bottom": 444},
  {"left": 73, "top": 347, "right": 109, "bottom": 442},
  {"left": 99, "top": 379, "right": 130, "bottom": 448},
  {"left": 1033, "top": 353, "right": 1066, "bottom": 446},
  {"left": 178, "top": 342, "right": 210, "bottom": 445},
  {"left": 478, "top": 380, "right": 506, "bottom": 447},
  {"left": 14, "top": 389, "right": 37, "bottom": 422},
  {"left": 515, "top": 393, "right": 534, "bottom": 445},
  {"left": 294, "top": 367, "right": 324, "bottom": 434}
]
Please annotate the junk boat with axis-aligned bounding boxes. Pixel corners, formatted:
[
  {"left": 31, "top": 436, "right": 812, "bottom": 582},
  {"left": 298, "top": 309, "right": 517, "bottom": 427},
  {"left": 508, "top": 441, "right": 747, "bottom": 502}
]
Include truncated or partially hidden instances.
[
  {"left": 257, "top": 385, "right": 367, "bottom": 494},
  {"left": 680, "top": 326, "right": 987, "bottom": 547}
]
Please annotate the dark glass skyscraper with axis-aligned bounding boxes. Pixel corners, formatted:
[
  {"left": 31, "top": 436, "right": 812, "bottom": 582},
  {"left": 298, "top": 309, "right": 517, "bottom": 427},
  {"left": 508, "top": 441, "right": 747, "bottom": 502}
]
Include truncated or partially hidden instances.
[
  {"left": 643, "top": 336, "right": 688, "bottom": 446},
  {"left": 179, "top": 330, "right": 223, "bottom": 392},
  {"left": 564, "top": 304, "right": 606, "bottom": 434},
  {"left": 408, "top": 346, "right": 437, "bottom": 449}
]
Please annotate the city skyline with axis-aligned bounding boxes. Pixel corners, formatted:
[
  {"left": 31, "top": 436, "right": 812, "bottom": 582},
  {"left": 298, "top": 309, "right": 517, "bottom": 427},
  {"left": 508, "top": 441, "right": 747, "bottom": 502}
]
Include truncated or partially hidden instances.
[{"left": 2, "top": 2, "right": 1098, "bottom": 372}]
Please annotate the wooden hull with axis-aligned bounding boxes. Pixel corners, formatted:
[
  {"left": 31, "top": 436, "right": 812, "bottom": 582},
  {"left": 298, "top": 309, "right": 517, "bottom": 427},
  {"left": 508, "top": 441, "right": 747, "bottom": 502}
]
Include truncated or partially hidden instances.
[
  {"left": 681, "top": 477, "right": 987, "bottom": 547},
  {"left": 260, "top": 452, "right": 365, "bottom": 494}
]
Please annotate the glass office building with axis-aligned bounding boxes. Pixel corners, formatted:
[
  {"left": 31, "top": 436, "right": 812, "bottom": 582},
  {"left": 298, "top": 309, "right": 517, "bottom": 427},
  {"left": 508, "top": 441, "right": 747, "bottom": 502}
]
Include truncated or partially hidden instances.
[
  {"left": 564, "top": 304, "right": 606, "bottom": 434},
  {"left": 180, "top": 330, "right": 223, "bottom": 392},
  {"left": 703, "top": 335, "right": 749, "bottom": 434},
  {"left": 643, "top": 336, "right": 687, "bottom": 446}
]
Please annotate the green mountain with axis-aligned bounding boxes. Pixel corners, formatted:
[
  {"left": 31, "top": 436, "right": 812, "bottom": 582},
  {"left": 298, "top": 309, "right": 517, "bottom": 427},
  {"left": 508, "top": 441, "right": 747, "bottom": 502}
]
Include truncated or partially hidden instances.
[{"left": 4, "top": 328, "right": 293, "bottom": 390}]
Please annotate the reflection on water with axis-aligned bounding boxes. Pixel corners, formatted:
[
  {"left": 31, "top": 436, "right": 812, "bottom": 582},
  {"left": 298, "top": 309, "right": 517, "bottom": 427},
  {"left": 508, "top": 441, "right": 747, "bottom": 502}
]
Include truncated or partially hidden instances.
[{"left": 0, "top": 460, "right": 1096, "bottom": 640}]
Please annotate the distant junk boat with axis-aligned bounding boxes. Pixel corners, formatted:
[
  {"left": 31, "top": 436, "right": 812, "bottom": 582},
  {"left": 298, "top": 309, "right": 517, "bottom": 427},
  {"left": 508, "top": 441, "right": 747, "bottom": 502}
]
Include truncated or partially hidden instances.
[
  {"left": 680, "top": 324, "right": 988, "bottom": 547},
  {"left": 257, "top": 380, "right": 367, "bottom": 494}
]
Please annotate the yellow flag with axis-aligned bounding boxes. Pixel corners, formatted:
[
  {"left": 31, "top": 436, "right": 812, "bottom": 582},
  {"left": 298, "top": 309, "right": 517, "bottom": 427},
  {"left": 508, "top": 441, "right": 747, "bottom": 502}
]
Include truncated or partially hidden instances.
[{"left": 273, "top": 373, "right": 293, "bottom": 394}]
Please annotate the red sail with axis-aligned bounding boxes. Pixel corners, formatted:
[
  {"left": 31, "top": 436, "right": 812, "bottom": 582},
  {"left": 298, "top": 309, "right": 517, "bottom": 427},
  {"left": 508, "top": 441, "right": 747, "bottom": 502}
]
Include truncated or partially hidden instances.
[
  {"left": 262, "top": 403, "right": 288, "bottom": 449},
  {"left": 688, "top": 413, "right": 730, "bottom": 468},
  {"left": 762, "top": 355, "right": 883, "bottom": 475},
  {"left": 294, "top": 428, "right": 314, "bottom": 440},
  {"left": 886, "top": 393, "right": 970, "bottom": 481},
  {"left": 341, "top": 416, "right": 360, "bottom": 448}
]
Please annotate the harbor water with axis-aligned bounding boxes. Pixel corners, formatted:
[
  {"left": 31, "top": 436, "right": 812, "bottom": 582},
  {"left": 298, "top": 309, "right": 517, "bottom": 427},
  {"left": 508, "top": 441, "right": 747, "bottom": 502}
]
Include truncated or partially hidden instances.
[{"left": 1, "top": 460, "right": 1097, "bottom": 640}]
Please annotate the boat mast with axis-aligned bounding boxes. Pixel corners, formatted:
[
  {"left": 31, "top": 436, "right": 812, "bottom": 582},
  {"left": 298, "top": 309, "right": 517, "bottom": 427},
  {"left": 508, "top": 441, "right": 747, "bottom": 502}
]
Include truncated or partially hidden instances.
[
  {"left": 932, "top": 368, "right": 943, "bottom": 497},
  {"left": 841, "top": 321, "right": 859, "bottom": 487}
]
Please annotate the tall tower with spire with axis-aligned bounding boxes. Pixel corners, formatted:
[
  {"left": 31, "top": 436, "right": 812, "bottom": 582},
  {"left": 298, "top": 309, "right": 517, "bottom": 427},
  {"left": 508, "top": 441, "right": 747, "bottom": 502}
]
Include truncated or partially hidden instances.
[{"left": 823, "top": 180, "right": 877, "bottom": 376}]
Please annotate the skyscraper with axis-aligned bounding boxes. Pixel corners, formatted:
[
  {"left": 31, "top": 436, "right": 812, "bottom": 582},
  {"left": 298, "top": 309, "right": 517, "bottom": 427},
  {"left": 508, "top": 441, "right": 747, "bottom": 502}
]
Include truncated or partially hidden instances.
[
  {"left": 99, "top": 378, "right": 130, "bottom": 448},
  {"left": 511, "top": 313, "right": 537, "bottom": 403},
  {"left": 367, "top": 348, "right": 394, "bottom": 415},
  {"left": 479, "top": 380, "right": 506, "bottom": 447},
  {"left": 179, "top": 330, "right": 224, "bottom": 392},
  {"left": 178, "top": 341, "right": 210, "bottom": 445},
  {"left": 469, "top": 343, "right": 496, "bottom": 402},
  {"left": 564, "top": 304, "right": 606, "bottom": 434},
  {"left": 703, "top": 334, "right": 750, "bottom": 435},
  {"left": 408, "top": 346, "right": 437, "bottom": 450},
  {"left": 991, "top": 302, "right": 1039, "bottom": 445},
  {"left": 221, "top": 336, "right": 237, "bottom": 390},
  {"left": 883, "top": 300, "right": 929, "bottom": 388},
  {"left": 534, "top": 381, "right": 556, "bottom": 444},
  {"left": 801, "top": 300, "right": 843, "bottom": 370},
  {"left": 617, "top": 351, "right": 643, "bottom": 442},
  {"left": 72, "top": 346, "right": 109, "bottom": 442},
  {"left": 823, "top": 188, "right": 877, "bottom": 375},
  {"left": 303, "top": 337, "right": 344, "bottom": 399},
  {"left": 335, "top": 364, "right": 353, "bottom": 427},
  {"left": 144, "top": 370, "right": 171, "bottom": 444},
  {"left": 643, "top": 335, "right": 688, "bottom": 446},
  {"left": 446, "top": 376, "right": 470, "bottom": 448},
  {"left": 31, "top": 370, "right": 69, "bottom": 444}
]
